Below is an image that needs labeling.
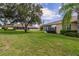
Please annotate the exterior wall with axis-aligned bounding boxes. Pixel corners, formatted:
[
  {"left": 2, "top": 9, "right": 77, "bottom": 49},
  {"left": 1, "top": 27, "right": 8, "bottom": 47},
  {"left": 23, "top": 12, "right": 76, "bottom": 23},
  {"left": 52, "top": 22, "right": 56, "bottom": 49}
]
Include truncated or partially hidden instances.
[
  {"left": 71, "top": 22, "right": 77, "bottom": 31},
  {"left": 41, "top": 16, "right": 78, "bottom": 34},
  {"left": 56, "top": 23, "right": 62, "bottom": 34},
  {"left": 55, "top": 22, "right": 77, "bottom": 34},
  {"left": 13, "top": 23, "right": 25, "bottom": 27}
]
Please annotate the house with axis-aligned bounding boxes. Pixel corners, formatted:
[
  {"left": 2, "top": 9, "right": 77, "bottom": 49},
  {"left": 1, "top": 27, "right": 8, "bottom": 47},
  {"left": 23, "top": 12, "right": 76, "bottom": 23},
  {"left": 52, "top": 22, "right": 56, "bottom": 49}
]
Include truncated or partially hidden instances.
[
  {"left": 1, "top": 22, "right": 40, "bottom": 30},
  {"left": 41, "top": 16, "right": 77, "bottom": 34}
]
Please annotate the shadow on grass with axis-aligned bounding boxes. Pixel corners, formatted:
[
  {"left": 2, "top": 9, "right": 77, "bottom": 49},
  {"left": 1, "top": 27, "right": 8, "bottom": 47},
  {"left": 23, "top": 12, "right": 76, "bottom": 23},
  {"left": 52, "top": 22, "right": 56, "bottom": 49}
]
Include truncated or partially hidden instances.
[{"left": 0, "top": 30, "right": 30, "bottom": 35}]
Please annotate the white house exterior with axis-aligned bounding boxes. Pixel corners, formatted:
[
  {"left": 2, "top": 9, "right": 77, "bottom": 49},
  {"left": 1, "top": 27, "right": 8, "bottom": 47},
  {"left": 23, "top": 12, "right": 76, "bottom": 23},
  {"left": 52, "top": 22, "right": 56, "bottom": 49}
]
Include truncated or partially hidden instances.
[{"left": 41, "top": 16, "right": 77, "bottom": 34}]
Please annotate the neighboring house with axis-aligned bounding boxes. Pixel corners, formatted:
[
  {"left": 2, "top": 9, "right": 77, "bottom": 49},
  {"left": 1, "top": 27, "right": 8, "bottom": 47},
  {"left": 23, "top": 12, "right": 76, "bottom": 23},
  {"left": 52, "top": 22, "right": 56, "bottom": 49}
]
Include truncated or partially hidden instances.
[
  {"left": 41, "top": 16, "right": 77, "bottom": 34},
  {"left": 14, "top": 23, "right": 40, "bottom": 29},
  {"left": 2, "top": 22, "right": 40, "bottom": 30}
]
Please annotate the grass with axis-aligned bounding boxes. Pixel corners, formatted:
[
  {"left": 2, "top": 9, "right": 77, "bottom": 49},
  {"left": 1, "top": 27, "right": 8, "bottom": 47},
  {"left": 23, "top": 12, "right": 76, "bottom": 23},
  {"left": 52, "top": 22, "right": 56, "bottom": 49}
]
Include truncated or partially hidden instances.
[{"left": 0, "top": 30, "right": 79, "bottom": 56}]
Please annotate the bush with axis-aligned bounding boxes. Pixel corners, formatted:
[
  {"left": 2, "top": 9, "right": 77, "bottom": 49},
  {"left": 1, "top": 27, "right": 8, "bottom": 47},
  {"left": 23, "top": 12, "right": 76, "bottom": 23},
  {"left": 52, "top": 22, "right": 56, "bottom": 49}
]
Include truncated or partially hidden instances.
[
  {"left": 60, "top": 30, "right": 67, "bottom": 34},
  {"left": 2, "top": 27, "right": 8, "bottom": 30},
  {"left": 77, "top": 34, "right": 79, "bottom": 37},
  {"left": 60, "top": 30, "right": 78, "bottom": 37},
  {"left": 64, "top": 32, "right": 77, "bottom": 37},
  {"left": 46, "top": 30, "right": 56, "bottom": 33},
  {"left": 40, "top": 26, "right": 43, "bottom": 31},
  {"left": 60, "top": 30, "right": 77, "bottom": 34}
]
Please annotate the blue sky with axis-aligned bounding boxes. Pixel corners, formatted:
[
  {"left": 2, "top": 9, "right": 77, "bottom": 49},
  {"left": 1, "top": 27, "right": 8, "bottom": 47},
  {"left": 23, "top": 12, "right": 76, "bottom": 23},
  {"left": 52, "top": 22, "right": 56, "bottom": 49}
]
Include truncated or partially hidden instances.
[
  {"left": 41, "top": 3, "right": 78, "bottom": 24},
  {"left": 41, "top": 3, "right": 62, "bottom": 24}
]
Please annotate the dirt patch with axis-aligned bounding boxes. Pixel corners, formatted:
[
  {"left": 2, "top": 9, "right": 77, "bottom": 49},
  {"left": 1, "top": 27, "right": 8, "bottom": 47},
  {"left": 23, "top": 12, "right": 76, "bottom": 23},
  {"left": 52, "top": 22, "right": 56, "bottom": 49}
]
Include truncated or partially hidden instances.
[{"left": 0, "top": 39, "right": 12, "bottom": 51}]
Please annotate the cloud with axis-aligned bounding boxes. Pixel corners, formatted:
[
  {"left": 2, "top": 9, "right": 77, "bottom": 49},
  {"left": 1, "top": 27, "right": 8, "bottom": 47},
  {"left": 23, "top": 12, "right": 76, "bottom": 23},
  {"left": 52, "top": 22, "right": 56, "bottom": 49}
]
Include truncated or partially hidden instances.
[
  {"left": 41, "top": 8, "right": 61, "bottom": 20},
  {"left": 58, "top": 6, "right": 62, "bottom": 10},
  {"left": 56, "top": 14, "right": 61, "bottom": 17},
  {"left": 41, "top": 8, "right": 56, "bottom": 19}
]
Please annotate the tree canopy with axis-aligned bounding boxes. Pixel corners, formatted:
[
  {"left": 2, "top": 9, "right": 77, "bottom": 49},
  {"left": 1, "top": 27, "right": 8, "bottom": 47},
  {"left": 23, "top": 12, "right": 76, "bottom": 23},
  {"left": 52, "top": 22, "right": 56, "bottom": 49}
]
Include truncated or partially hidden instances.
[{"left": 0, "top": 3, "right": 43, "bottom": 32}]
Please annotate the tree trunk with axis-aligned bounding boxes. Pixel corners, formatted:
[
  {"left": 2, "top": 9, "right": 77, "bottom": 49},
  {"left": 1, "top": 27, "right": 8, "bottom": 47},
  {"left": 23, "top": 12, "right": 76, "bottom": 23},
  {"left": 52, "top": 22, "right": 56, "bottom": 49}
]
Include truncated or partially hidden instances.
[
  {"left": 24, "top": 23, "right": 27, "bottom": 32},
  {"left": 24, "top": 20, "right": 31, "bottom": 32},
  {"left": 3, "top": 18, "right": 7, "bottom": 30},
  {"left": 77, "top": 12, "right": 79, "bottom": 33}
]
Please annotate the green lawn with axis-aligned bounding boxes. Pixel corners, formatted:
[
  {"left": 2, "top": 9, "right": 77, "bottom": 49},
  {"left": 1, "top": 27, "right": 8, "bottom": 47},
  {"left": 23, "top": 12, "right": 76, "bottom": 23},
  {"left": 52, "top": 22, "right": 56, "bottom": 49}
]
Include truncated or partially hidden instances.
[{"left": 0, "top": 30, "right": 79, "bottom": 56}]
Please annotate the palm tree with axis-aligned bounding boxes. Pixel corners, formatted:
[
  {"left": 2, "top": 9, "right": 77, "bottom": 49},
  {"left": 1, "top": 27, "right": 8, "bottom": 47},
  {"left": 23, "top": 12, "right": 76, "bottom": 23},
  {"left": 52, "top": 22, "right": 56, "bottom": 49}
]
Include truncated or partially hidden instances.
[{"left": 59, "top": 3, "right": 79, "bottom": 33}]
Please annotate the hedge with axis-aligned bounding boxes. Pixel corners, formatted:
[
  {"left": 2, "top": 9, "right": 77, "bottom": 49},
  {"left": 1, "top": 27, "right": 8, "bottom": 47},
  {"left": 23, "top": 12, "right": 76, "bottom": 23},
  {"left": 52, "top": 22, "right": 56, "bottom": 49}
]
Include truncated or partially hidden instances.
[{"left": 60, "top": 30, "right": 79, "bottom": 38}]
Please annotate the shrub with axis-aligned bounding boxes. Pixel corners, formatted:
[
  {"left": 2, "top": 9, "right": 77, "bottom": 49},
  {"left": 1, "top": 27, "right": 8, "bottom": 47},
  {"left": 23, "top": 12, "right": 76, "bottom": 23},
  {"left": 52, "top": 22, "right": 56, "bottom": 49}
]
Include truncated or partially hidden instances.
[
  {"left": 60, "top": 30, "right": 78, "bottom": 37},
  {"left": 60, "top": 30, "right": 67, "bottom": 34},
  {"left": 77, "top": 33, "right": 79, "bottom": 37},
  {"left": 2, "top": 27, "right": 8, "bottom": 30},
  {"left": 60, "top": 30, "right": 77, "bottom": 34},
  {"left": 46, "top": 30, "right": 56, "bottom": 33},
  {"left": 40, "top": 26, "right": 43, "bottom": 31},
  {"left": 64, "top": 32, "right": 77, "bottom": 37}
]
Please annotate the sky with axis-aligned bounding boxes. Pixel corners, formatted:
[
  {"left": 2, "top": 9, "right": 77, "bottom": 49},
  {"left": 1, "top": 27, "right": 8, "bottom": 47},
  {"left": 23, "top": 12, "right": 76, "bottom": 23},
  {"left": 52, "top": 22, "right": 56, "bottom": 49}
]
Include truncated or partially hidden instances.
[
  {"left": 41, "top": 3, "right": 62, "bottom": 24},
  {"left": 41, "top": 3, "right": 78, "bottom": 24}
]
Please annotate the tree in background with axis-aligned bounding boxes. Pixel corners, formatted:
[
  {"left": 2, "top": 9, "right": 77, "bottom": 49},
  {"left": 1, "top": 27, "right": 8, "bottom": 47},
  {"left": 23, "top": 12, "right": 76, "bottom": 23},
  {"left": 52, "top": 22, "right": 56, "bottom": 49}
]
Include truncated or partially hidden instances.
[
  {"left": 0, "top": 3, "right": 16, "bottom": 30},
  {"left": 16, "top": 3, "right": 42, "bottom": 32},
  {"left": 0, "top": 3, "right": 43, "bottom": 32}
]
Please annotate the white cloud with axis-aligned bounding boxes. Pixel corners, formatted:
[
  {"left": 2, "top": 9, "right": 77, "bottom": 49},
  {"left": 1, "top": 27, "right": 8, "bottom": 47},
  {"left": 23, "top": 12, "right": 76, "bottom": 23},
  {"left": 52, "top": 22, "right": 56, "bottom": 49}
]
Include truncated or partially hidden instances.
[
  {"left": 58, "top": 6, "right": 62, "bottom": 10},
  {"left": 56, "top": 14, "right": 61, "bottom": 17},
  {"left": 41, "top": 8, "right": 56, "bottom": 19},
  {"left": 41, "top": 8, "right": 61, "bottom": 20}
]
